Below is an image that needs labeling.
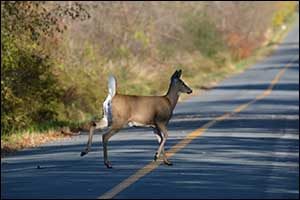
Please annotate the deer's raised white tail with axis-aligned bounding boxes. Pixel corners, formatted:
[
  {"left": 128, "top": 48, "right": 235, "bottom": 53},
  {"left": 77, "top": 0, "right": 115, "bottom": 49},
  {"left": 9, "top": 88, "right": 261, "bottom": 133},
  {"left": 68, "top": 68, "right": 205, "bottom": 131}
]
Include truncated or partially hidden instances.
[{"left": 102, "top": 75, "right": 117, "bottom": 127}]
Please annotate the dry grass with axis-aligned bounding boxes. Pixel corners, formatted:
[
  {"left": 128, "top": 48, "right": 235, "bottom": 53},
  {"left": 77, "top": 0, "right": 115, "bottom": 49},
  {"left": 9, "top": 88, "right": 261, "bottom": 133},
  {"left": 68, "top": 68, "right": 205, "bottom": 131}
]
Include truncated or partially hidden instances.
[{"left": 1, "top": 129, "right": 77, "bottom": 157}]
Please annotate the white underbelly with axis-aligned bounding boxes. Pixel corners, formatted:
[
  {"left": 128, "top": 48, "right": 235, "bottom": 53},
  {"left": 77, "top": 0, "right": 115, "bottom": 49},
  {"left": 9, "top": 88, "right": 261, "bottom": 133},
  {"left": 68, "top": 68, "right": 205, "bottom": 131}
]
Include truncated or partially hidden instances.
[{"left": 128, "top": 121, "right": 155, "bottom": 128}]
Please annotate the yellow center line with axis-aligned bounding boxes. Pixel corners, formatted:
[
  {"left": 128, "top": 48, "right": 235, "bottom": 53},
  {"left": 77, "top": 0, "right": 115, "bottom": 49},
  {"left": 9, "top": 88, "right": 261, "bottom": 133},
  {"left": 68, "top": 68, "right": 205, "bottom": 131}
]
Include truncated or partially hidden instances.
[{"left": 98, "top": 56, "right": 298, "bottom": 199}]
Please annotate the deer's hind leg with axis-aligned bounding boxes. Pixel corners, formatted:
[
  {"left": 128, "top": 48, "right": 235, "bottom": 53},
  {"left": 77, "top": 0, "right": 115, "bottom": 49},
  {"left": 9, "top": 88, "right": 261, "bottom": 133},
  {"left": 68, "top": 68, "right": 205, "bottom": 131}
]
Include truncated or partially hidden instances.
[
  {"left": 81, "top": 119, "right": 108, "bottom": 157},
  {"left": 102, "top": 124, "right": 123, "bottom": 168}
]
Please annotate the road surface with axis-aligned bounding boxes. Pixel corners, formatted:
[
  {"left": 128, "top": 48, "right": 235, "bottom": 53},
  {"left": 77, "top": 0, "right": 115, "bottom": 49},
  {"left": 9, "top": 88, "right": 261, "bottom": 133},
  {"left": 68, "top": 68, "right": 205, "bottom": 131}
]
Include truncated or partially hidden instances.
[{"left": 1, "top": 17, "right": 299, "bottom": 199}]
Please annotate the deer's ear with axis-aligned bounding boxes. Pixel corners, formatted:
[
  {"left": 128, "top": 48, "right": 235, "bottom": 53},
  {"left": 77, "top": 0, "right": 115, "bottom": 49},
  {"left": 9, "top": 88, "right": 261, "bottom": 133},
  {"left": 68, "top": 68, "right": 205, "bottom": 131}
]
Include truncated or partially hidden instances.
[
  {"left": 177, "top": 69, "right": 182, "bottom": 78},
  {"left": 171, "top": 70, "right": 179, "bottom": 80}
]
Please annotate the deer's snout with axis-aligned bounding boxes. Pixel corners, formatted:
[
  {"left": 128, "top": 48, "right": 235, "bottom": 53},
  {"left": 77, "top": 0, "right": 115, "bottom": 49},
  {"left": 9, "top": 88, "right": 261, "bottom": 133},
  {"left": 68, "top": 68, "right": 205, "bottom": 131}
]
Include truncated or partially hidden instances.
[{"left": 187, "top": 89, "right": 193, "bottom": 94}]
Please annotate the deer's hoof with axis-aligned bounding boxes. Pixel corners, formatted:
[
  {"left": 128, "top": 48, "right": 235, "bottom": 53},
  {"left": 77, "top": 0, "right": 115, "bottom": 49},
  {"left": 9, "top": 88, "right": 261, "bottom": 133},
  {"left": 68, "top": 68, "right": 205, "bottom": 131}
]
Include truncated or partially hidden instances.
[
  {"left": 104, "top": 161, "right": 113, "bottom": 169},
  {"left": 80, "top": 151, "right": 87, "bottom": 157},
  {"left": 164, "top": 160, "right": 173, "bottom": 166},
  {"left": 154, "top": 153, "right": 159, "bottom": 161}
]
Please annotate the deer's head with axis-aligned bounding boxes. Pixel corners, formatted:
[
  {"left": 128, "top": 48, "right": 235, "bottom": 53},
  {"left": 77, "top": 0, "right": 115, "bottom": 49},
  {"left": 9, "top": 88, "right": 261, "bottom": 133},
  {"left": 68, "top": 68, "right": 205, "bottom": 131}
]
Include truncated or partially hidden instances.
[{"left": 170, "top": 69, "right": 192, "bottom": 94}]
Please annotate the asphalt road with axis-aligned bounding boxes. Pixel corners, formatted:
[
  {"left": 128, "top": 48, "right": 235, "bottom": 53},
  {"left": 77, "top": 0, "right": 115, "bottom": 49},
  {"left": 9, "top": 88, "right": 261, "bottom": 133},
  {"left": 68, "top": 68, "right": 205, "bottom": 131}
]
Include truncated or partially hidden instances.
[{"left": 1, "top": 17, "right": 299, "bottom": 199}]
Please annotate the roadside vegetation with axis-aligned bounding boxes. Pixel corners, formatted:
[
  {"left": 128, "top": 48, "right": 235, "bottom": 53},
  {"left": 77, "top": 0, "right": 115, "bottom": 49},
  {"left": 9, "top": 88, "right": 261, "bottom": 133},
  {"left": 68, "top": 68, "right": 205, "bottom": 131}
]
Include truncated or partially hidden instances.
[{"left": 1, "top": 1, "right": 298, "bottom": 155}]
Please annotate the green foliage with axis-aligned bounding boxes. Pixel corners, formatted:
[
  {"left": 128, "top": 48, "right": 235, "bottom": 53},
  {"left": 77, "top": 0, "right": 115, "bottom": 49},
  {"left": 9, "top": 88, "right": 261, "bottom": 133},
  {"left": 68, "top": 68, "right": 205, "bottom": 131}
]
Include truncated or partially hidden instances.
[
  {"left": 1, "top": 33, "right": 62, "bottom": 134},
  {"left": 272, "top": 2, "right": 297, "bottom": 28},
  {"left": 1, "top": 2, "right": 90, "bottom": 135}
]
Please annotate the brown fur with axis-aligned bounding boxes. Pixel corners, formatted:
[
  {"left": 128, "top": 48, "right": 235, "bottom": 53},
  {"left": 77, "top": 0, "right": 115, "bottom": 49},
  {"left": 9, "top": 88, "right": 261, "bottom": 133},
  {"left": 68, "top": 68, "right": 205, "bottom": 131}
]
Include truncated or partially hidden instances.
[
  {"left": 81, "top": 70, "right": 192, "bottom": 168},
  {"left": 111, "top": 94, "right": 172, "bottom": 127}
]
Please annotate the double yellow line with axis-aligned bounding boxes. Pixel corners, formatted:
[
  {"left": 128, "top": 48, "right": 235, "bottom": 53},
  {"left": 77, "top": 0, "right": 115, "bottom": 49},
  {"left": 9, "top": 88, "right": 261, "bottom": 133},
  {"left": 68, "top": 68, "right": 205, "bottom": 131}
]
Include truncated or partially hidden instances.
[{"left": 99, "top": 56, "right": 298, "bottom": 199}]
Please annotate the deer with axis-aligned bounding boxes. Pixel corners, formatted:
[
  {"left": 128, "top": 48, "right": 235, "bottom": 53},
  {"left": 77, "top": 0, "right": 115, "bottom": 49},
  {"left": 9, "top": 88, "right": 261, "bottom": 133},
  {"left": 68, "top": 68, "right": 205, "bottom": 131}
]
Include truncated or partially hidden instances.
[{"left": 80, "top": 69, "right": 192, "bottom": 168}]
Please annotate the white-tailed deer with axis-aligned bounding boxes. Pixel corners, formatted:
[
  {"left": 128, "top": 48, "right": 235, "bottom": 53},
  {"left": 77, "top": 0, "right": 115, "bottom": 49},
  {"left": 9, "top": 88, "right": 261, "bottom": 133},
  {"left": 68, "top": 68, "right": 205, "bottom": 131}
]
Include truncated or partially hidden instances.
[{"left": 81, "top": 69, "right": 192, "bottom": 168}]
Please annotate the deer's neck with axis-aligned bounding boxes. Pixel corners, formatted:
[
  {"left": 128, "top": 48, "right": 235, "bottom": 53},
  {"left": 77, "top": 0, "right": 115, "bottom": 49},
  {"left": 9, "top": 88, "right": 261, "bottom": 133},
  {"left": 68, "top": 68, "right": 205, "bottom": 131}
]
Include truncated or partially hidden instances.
[{"left": 166, "top": 84, "right": 179, "bottom": 110}]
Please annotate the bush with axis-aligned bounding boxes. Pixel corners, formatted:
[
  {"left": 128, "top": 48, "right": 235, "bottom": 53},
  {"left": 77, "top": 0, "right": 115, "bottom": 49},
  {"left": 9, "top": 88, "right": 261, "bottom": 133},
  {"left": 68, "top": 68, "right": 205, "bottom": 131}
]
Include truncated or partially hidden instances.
[
  {"left": 1, "top": 2, "right": 89, "bottom": 135},
  {"left": 272, "top": 2, "right": 297, "bottom": 28},
  {"left": 1, "top": 33, "right": 62, "bottom": 134},
  {"left": 183, "top": 12, "right": 226, "bottom": 58}
]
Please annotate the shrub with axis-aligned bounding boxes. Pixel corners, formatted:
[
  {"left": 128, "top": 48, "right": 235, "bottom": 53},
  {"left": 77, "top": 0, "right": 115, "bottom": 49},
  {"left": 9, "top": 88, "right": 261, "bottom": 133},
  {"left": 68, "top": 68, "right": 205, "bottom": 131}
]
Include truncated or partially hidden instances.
[
  {"left": 183, "top": 12, "right": 226, "bottom": 58},
  {"left": 272, "top": 2, "right": 297, "bottom": 28},
  {"left": 1, "top": 2, "right": 89, "bottom": 135}
]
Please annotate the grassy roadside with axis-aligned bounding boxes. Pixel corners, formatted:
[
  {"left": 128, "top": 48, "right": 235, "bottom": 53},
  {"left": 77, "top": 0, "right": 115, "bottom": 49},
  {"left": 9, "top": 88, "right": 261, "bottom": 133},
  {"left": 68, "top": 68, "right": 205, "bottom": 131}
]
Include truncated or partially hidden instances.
[
  {"left": 181, "top": 13, "right": 298, "bottom": 102},
  {"left": 1, "top": 13, "right": 297, "bottom": 157},
  {"left": 1, "top": 120, "right": 87, "bottom": 157}
]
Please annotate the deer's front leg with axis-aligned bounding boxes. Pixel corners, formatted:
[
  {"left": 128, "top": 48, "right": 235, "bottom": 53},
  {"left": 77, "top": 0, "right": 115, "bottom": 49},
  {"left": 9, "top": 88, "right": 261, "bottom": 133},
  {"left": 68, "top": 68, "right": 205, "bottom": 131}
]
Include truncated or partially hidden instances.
[
  {"left": 153, "top": 128, "right": 172, "bottom": 165},
  {"left": 154, "top": 124, "right": 169, "bottom": 163}
]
